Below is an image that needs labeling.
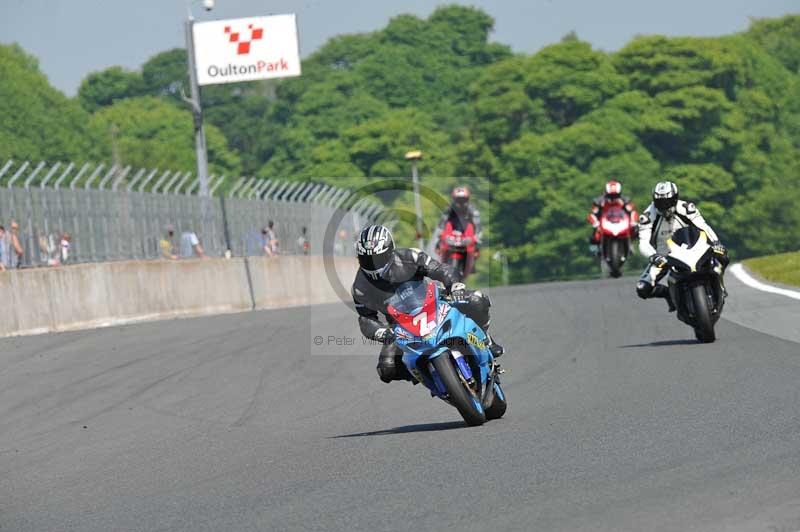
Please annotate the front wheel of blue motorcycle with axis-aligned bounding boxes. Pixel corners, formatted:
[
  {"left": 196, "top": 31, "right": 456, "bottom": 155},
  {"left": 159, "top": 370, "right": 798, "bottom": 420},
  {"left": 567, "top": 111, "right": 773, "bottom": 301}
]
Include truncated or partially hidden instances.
[
  {"left": 485, "top": 382, "right": 507, "bottom": 420},
  {"left": 432, "top": 354, "right": 486, "bottom": 427}
]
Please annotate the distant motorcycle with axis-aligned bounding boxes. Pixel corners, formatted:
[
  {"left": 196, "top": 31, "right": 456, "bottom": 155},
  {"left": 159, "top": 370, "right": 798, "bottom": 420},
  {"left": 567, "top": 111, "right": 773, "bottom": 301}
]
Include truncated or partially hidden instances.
[
  {"left": 598, "top": 205, "right": 635, "bottom": 278},
  {"left": 386, "top": 279, "right": 507, "bottom": 426},
  {"left": 438, "top": 221, "right": 477, "bottom": 282},
  {"left": 665, "top": 226, "right": 726, "bottom": 343}
]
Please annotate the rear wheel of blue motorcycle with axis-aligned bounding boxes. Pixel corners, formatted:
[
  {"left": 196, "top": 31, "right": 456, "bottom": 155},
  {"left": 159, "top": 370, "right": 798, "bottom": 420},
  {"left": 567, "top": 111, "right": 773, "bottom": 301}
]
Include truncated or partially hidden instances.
[{"left": 432, "top": 354, "right": 486, "bottom": 426}]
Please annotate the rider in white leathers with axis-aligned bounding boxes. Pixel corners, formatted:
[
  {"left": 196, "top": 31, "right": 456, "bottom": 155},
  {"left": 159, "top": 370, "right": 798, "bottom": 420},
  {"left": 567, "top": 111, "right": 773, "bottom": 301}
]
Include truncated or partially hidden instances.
[{"left": 636, "top": 181, "right": 728, "bottom": 310}]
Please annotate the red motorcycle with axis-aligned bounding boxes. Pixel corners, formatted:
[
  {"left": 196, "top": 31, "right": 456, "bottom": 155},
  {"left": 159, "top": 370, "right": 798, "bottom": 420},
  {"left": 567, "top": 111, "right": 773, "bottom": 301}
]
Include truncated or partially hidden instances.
[
  {"left": 598, "top": 205, "right": 635, "bottom": 278},
  {"left": 438, "top": 221, "right": 477, "bottom": 282}
]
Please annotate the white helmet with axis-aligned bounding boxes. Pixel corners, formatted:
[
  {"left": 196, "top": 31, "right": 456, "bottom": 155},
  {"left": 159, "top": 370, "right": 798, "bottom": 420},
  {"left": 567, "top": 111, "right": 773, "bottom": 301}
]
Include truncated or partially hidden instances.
[{"left": 653, "top": 181, "right": 679, "bottom": 216}]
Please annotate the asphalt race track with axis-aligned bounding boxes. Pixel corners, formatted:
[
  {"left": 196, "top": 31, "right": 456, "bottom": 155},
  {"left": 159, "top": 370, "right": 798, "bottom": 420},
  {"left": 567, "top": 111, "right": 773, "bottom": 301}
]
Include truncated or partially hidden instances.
[{"left": 2, "top": 277, "right": 800, "bottom": 532}]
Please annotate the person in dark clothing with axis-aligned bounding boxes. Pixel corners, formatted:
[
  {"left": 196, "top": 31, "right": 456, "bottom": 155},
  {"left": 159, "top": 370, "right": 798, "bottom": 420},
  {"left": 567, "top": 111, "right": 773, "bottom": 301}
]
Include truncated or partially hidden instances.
[
  {"left": 351, "top": 225, "right": 504, "bottom": 383},
  {"left": 433, "top": 186, "right": 482, "bottom": 254}
]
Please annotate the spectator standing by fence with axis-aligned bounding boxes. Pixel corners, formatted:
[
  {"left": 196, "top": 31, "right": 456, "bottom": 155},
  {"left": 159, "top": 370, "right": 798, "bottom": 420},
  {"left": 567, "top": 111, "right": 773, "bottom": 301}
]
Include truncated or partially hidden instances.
[
  {"left": 296, "top": 226, "right": 309, "bottom": 255},
  {"left": 180, "top": 230, "right": 205, "bottom": 258},
  {"left": 60, "top": 232, "right": 71, "bottom": 265},
  {"left": 38, "top": 232, "right": 59, "bottom": 266},
  {"left": 262, "top": 221, "right": 279, "bottom": 257},
  {"left": 334, "top": 229, "right": 349, "bottom": 256},
  {"left": 5, "top": 220, "right": 24, "bottom": 268},
  {"left": 160, "top": 226, "right": 178, "bottom": 260}
]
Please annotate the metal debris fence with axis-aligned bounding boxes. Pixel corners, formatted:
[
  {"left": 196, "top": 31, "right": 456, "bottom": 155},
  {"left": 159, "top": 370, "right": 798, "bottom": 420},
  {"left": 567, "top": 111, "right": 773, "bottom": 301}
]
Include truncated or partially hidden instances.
[{"left": 0, "top": 160, "right": 389, "bottom": 267}]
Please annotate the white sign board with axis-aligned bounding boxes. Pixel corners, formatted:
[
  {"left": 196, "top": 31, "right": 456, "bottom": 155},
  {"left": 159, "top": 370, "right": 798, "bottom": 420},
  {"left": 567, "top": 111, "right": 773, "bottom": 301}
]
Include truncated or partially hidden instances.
[{"left": 193, "top": 14, "right": 301, "bottom": 86}]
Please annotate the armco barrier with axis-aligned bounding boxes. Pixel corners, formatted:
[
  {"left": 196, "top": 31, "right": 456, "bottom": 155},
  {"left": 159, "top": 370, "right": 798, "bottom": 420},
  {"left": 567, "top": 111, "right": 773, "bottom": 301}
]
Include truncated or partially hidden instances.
[{"left": 0, "top": 257, "right": 357, "bottom": 337}]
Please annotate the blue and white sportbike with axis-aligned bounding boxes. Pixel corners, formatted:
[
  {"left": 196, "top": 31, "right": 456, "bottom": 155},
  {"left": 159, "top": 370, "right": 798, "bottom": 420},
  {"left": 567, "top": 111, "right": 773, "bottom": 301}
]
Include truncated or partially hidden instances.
[{"left": 386, "top": 279, "right": 507, "bottom": 426}]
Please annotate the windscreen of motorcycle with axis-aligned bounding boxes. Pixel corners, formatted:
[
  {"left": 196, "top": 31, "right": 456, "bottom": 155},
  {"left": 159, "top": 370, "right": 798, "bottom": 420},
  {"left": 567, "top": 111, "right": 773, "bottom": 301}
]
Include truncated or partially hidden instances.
[{"left": 386, "top": 280, "right": 432, "bottom": 315}]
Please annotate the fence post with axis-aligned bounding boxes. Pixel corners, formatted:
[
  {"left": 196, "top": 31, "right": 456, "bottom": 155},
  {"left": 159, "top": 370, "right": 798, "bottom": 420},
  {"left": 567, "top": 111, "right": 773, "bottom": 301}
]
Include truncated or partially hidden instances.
[
  {"left": 0, "top": 160, "right": 13, "bottom": 183},
  {"left": 255, "top": 179, "right": 273, "bottom": 199},
  {"left": 54, "top": 162, "right": 79, "bottom": 190},
  {"left": 280, "top": 182, "right": 301, "bottom": 202},
  {"left": 135, "top": 168, "right": 160, "bottom": 193},
  {"left": 7, "top": 161, "right": 30, "bottom": 189},
  {"left": 40, "top": 164, "right": 62, "bottom": 255},
  {"left": 98, "top": 165, "right": 119, "bottom": 190},
  {"left": 82, "top": 164, "right": 106, "bottom": 190},
  {"left": 162, "top": 171, "right": 184, "bottom": 195},
  {"left": 240, "top": 178, "right": 258, "bottom": 199},
  {"left": 186, "top": 175, "right": 202, "bottom": 195},
  {"left": 271, "top": 181, "right": 291, "bottom": 201},
  {"left": 227, "top": 177, "right": 246, "bottom": 198},
  {"left": 151, "top": 170, "right": 173, "bottom": 194},
  {"left": 120, "top": 167, "right": 144, "bottom": 192},
  {"left": 210, "top": 175, "right": 227, "bottom": 196},
  {"left": 263, "top": 180, "right": 283, "bottom": 200},
  {"left": 219, "top": 195, "right": 233, "bottom": 256},
  {"left": 320, "top": 185, "right": 339, "bottom": 205},
  {"left": 332, "top": 189, "right": 352, "bottom": 209},
  {"left": 22, "top": 161, "right": 46, "bottom": 190},
  {"left": 40, "top": 162, "right": 61, "bottom": 189},
  {"left": 290, "top": 183, "right": 310, "bottom": 202}
]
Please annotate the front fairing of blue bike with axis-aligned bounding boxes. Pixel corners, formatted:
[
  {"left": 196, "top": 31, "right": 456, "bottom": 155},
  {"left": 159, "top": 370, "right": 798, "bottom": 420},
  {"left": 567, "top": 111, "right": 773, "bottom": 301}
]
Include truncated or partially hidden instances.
[{"left": 394, "top": 301, "right": 493, "bottom": 399}]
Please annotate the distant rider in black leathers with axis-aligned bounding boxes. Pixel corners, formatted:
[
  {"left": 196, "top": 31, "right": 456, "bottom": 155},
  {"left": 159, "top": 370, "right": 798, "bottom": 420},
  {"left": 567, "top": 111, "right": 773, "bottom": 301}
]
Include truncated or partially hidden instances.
[
  {"left": 351, "top": 225, "right": 504, "bottom": 383},
  {"left": 433, "top": 185, "right": 482, "bottom": 256}
]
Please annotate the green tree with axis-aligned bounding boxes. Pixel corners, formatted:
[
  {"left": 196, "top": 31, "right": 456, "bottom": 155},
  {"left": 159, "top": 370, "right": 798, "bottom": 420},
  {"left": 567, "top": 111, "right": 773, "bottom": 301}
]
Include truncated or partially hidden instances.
[
  {"left": 0, "top": 44, "right": 102, "bottom": 164},
  {"left": 78, "top": 66, "right": 143, "bottom": 112},
  {"left": 525, "top": 40, "right": 627, "bottom": 127},
  {"left": 747, "top": 15, "right": 800, "bottom": 74},
  {"left": 141, "top": 48, "right": 188, "bottom": 100},
  {"left": 88, "top": 97, "right": 240, "bottom": 182}
]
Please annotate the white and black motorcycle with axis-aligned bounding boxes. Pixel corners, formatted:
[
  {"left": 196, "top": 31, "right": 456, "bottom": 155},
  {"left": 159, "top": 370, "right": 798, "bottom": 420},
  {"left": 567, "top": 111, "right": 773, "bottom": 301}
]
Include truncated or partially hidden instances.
[{"left": 665, "top": 226, "right": 726, "bottom": 343}]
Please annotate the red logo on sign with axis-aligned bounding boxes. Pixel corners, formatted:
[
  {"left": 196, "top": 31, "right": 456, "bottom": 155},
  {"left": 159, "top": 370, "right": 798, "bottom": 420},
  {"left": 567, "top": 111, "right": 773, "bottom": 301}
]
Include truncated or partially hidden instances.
[{"left": 224, "top": 24, "right": 263, "bottom": 55}]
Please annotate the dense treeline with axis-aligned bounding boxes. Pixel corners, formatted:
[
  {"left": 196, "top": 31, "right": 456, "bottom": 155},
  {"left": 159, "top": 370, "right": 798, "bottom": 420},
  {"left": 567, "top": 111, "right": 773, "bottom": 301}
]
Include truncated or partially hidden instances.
[{"left": 1, "top": 6, "right": 798, "bottom": 283}]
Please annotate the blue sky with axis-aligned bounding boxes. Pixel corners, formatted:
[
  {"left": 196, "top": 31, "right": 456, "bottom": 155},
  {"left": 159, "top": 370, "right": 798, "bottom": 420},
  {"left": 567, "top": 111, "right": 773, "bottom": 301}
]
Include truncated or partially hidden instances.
[{"left": 1, "top": 0, "right": 797, "bottom": 95}]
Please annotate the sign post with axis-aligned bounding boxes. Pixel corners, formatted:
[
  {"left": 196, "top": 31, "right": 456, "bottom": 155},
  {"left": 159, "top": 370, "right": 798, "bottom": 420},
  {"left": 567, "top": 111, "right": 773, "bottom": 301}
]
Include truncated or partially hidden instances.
[
  {"left": 405, "top": 150, "right": 424, "bottom": 249},
  {"left": 185, "top": 16, "right": 210, "bottom": 197}
]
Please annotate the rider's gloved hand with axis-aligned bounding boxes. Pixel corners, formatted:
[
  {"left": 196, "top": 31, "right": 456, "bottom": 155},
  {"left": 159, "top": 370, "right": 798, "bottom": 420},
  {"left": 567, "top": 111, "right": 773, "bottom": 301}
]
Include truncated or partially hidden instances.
[
  {"left": 649, "top": 253, "right": 668, "bottom": 269},
  {"left": 711, "top": 241, "right": 727, "bottom": 256},
  {"left": 374, "top": 328, "right": 395, "bottom": 345},
  {"left": 449, "top": 282, "right": 467, "bottom": 303}
]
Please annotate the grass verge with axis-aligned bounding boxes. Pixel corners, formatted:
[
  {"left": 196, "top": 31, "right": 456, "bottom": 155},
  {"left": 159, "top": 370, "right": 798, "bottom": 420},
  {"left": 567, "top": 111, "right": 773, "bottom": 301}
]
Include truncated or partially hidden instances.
[{"left": 744, "top": 251, "right": 800, "bottom": 287}]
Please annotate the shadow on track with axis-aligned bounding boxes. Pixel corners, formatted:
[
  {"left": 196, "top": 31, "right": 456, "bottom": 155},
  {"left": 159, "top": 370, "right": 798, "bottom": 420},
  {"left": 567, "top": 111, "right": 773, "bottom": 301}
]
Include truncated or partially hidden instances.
[
  {"left": 620, "top": 339, "right": 699, "bottom": 348},
  {"left": 332, "top": 421, "right": 466, "bottom": 438}
]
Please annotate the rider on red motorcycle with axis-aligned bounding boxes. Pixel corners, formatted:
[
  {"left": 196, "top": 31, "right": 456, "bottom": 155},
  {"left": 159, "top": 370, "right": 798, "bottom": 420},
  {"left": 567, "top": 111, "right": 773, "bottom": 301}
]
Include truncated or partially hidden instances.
[
  {"left": 434, "top": 186, "right": 482, "bottom": 253},
  {"left": 587, "top": 180, "right": 638, "bottom": 253}
]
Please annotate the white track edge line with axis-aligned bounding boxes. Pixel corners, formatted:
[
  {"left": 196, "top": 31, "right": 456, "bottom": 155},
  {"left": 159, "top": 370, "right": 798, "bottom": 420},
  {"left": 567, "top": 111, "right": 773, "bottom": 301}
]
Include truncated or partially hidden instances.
[{"left": 730, "top": 263, "right": 800, "bottom": 301}]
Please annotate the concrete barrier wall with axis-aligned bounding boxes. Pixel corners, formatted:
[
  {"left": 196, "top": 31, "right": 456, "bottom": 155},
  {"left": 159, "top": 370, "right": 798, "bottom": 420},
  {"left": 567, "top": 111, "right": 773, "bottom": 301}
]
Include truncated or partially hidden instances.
[
  {"left": 0, "top": 257, "right": 358, "bottom": 337},
  {"left": 248, "top": 256, "right": 355, "bottom": 310}
]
